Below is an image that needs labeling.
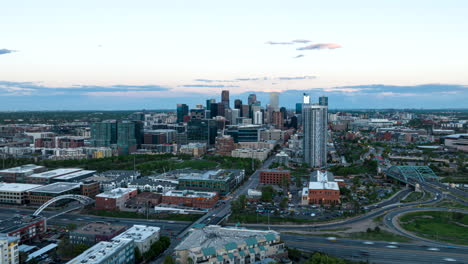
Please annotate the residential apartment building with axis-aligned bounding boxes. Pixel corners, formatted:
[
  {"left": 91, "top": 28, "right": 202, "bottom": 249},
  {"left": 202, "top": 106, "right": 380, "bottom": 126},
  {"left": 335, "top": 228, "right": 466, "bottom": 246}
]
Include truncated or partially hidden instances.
[
  {"left": 0, "top": 234, "right": 19, "bottom": 264},
  {"left": 113, "top": 225, "right": 160, "bottom": 254},
  {"left": 66, "top": 238, "right": 135, "bottom": 264},
  {"left": 174, "top": 225, "right": 287, "bottom": 264}
]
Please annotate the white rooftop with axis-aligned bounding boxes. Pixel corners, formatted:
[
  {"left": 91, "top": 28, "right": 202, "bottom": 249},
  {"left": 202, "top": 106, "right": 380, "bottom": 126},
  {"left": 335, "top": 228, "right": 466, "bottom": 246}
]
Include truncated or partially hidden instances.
[
  {"left": 29, "top": 168, "right": 82, "bottom": 179},
  {"left": 164, "top": 190, "right": 217, "bottom": 198},
  {"left": 66, "top": 238, "right": 133, "bottom": 264},
  {"left": 53, "top": 170, "right": 96, "bottom": 180},
  {"left": 0, "top": 183, "right": 42, "bottom": 192},
  {"left": 96, "top": 188, "right": 137, "bottom": 198},
  {"left": 113, "top": 225, "right": 160, "bottom": 243},
  {"left": 0, "top": 164, "right": 44, "bottom": 174},
  {"left": 308, "top": 170, "right": 339, "bottom": 191},
  {"left": 30, "top": 182, "right": 81, "bottom": 194}
]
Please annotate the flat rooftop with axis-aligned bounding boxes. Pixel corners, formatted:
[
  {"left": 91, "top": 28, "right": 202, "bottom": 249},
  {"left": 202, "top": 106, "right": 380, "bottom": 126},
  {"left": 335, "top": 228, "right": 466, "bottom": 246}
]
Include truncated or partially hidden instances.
[
  {"left": 29, "top": 182, "right": 81, "bottom": 194},
  {"left": 0, "top": 164, "right": 44, "bottom": 174},
  {"left": 0, "top": 215, "right": 45, "bottom": 234},
  {"left": 73, "top": 222, "right": 126, "bottom": 236},
  {"left": 175, "top": 225, "right": 279, "bottom": 252},
  {"left": 164, "top": 190, "right": 217, "bottom": 198},
  {"left": 28, "top": 168, "right": 83, "bottom": 179},
  {"left": 113, "top": 225, "right": 160, "bottom": 243},
  {"left": 96, "top": 188, "right": 137, "bottom": 198},
  {"left": 178, "top": 169, "right": 236, "bottom": 181},
  {"left": 53, "top": 170, "right": 96, "bottom": 180},
  {"left": 66, "top": 238, "right": 133, "bottom": 264},
  {"left": 0, "top": 183, "right": 42, "bottom": 192},
  {"left": 260, "top": 169, "right": 290, "bottom": 173}
]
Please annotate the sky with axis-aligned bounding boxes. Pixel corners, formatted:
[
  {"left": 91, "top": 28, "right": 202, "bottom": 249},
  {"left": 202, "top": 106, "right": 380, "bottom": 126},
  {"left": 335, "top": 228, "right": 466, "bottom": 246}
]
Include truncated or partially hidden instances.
[{"left": 1, "top": 0, "right": 468, "bottom": 110}]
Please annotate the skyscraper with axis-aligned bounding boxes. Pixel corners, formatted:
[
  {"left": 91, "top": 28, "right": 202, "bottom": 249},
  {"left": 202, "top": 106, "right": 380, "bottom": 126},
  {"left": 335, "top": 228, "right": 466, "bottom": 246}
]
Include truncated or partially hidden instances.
[
  {"left": 253, "top": 111, "right": 263, "bottom": 125},
  {"left": 272, "top": 111, "right": 283, "bottom": 129},
  {"left": 269, "top": 92, "right": 279, "bottom": 111},
  {"left": 302, "top": 95, "right": 328, "bottom": 168},
  {"left": 177, "top": 104, "right": 189, "bottom": 123},
  {"left": 319, "top": 96, "right": 328, "bottom": 106},
  {"left": 221, "top": 90, "right": 230, "bottom": 109},
  {"left": 295, "top": 103, "right": 302, "bottom": 114},
  {"left": 248, "top": 94, "right": 257, "bottom": 105},
  {"left": 234, "top": 99, "right": 242, "bottom": 110},
  {"left": 90, "top": 120, "right": 117, "bottom": 147},
  {"left": 117, "top": 121, "right": 143, "bottom": 155}
]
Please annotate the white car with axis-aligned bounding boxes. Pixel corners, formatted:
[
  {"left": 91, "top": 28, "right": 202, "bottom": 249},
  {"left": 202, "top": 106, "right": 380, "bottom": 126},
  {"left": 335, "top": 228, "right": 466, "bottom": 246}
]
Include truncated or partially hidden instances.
[
  {"left": 363, "top": 241, "right": 374, "bottom": 245},
  {"left": 427, "top": 247, "right": 440, "bottom": 251},
  {"left": 388, "top": 242, "right": 399, "bottom": 245},
  {"left": 443, "top": 258, "right": 457, "bottom": 262},
  {"left": 326, "top": 237, "right": 337, "bottom": 241},
  {"left": 386, "top": 245, "right": 398, "bottom": 249}
]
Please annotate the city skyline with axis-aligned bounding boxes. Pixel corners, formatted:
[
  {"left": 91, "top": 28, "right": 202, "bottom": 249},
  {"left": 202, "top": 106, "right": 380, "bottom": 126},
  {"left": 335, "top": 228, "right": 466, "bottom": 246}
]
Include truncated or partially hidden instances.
[{"left": 1, "top": 0, "right": 468, "bottom": 110}]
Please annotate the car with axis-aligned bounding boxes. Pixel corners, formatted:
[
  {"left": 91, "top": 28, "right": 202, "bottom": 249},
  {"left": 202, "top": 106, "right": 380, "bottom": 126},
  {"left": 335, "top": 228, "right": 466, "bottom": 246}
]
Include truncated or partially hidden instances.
[
  {"left": 363, "top": 241, "right": 374, "bottom": 245},
  {"left": 168, "top": 221, "right": 175, "bottom": 223},
  {"left": 359, "top": 250, "right": 369, "bottom": 256},
  {"left": 443, "top": 258, "right": 457, "bottom": 262},
  {"left": 388, "top": 242, "right": 399, "bottom": 245},
  {"left": 386, "top": 245, "right": 398, "bottom": 249},
  {"left": 427, "top": 247, "right": 440, "bottom": 251},
  {"left": 326, "top": 237, "right": 337, "bottom": 242}
]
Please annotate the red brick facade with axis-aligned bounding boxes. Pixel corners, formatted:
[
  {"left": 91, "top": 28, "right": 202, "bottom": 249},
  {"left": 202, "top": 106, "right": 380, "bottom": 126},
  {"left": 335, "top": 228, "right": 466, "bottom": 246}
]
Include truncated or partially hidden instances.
[
  {"left": 308, "top": 189, "right": 340, "bottom": 205},
  {"left": 259, "top": 170, "right": 291, "bottom": 185},
  {"left": 161, "top": 194, "right": 219, "bottom": 208},
  {"left": 95, "top": 189, "right": 138, "bottom": 210}
]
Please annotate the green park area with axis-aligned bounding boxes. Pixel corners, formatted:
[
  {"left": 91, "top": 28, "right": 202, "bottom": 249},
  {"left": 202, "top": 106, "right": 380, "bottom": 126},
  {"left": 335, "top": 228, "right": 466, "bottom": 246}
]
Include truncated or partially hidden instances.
[{"left": 400, "top": 211, "right": 468, "bottom": 245}]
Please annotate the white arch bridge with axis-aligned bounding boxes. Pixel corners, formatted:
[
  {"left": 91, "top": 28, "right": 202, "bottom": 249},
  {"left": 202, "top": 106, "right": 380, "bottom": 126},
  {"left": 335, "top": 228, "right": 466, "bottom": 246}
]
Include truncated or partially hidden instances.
[{"left": 33, "top": 194, "right": 95, "bottom": 217}]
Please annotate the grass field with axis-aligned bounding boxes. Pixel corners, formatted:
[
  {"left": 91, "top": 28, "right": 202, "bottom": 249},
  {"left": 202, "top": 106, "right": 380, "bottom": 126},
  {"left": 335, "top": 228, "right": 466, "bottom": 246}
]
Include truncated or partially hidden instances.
[
  {"left": 400, "top": 211, "right": 468, "bottom": 245},
  {"left": 436, "top": 201, "right": 468, "bottom": 210},
  {"left": 401, "top": 192, "right": 423, "bottom": 203}
]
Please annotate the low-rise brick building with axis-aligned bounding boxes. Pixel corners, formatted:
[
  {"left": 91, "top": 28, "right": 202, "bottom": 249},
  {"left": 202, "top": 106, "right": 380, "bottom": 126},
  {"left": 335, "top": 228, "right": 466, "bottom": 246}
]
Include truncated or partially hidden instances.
[
  {"left": 301, "top": 170, "right": 340, "bottom": 205},
  {"left": 95, "top": 188, "right": 138, "bottom": 210},
  {"left": 162, "top": 190, "right": 219, "bottom": 208},
  {"left": 259, "top": 169, "right": 291, "bottom": 185}
]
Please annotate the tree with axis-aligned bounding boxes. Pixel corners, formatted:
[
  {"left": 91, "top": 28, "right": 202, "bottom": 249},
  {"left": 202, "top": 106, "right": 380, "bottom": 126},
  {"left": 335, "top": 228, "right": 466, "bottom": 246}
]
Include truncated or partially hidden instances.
[
  {"left": 135, "top": 247, "right": 143, "bottom": 263},
  {"left": 279, "top": 197, "right": 288, "bottom": 209},
  {"left": 163, "top": 255, "right": 176, "bottom": 264},
  {"left": 261, "top": 185, "right": 276, "bottom": 202}
]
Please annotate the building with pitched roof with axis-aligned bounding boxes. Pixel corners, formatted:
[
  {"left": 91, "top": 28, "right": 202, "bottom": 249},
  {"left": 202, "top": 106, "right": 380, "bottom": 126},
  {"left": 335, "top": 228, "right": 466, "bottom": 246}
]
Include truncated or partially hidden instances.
[{"left": 174, "top": 225, "right": 286, "bottom": 264}]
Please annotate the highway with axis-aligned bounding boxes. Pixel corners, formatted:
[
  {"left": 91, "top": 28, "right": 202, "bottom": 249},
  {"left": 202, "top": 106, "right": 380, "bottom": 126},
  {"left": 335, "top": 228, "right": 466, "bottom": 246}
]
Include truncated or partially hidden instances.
[
  {"left": 0, "top": 207, "right": 190, "bottom": 237},
  {"left": 283, "top": 234, "right": 468, "bottom": 264}
]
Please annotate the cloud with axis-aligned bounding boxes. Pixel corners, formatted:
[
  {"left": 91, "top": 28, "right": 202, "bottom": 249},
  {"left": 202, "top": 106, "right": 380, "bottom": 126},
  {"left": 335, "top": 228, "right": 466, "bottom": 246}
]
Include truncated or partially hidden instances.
[
  {"left": 265, "top": 41, "right": 293, "bottom": 45},
  {"left": 293, "top": 54, "right": 304, "bottom": 59},
  {"left": 334, "top": 84, "right": 468, "bottom": 94},
  {"left": 194, "top": 79, "right": 238, "bottom": 83},
  {"left": 0, "top": 49, "right": 16, "bottom": 55},
  {"left": 278, "top": 76, "right": 316, "bottom": 80},
  {"left": 0, "top": 81, "right": 170, "bottom": 96},
  {"left": 235, "top": 78, "right": 260, "bottom": 81},
  {"left": 180, "top": 84, "right": 240, "bottom": 88},
  {"left": 297, "top": 43, "right": 342, "bottom": 50},
  {"left": 292, "top": 39, "right": 311, "bottom": 43}
]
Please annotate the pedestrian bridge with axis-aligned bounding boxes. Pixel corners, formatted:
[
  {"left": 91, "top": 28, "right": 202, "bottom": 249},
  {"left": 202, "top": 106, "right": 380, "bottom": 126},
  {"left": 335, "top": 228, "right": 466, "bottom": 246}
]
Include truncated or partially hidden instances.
[
  {"left": 33, "top": 194, "right": 94, "bottom": 216},
  {"left": 386, "top": 166, "right": 439, "bottom": 185}
]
